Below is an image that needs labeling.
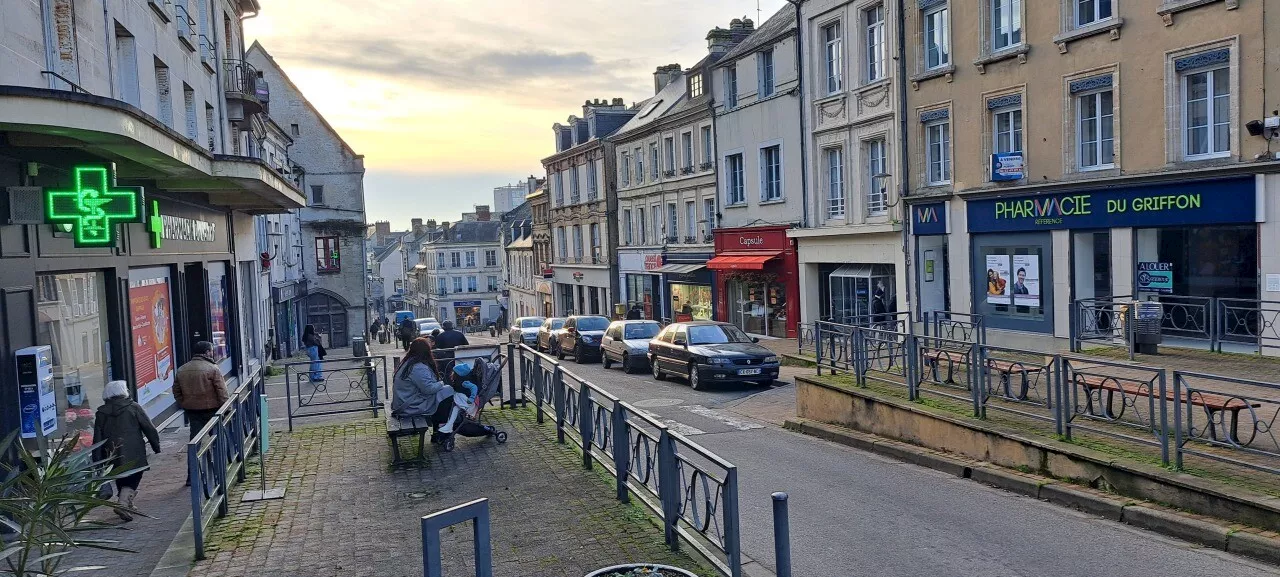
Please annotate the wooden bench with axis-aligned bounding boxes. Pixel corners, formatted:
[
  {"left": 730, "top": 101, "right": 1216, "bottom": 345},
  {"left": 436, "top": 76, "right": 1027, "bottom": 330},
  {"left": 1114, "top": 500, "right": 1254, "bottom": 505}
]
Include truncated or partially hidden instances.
[
  {"left": 385, "top": 398, "right": 434, "bottom": 465},
  {"left": 984, "top": 359, "right": 1045, "bottom": 401},
  {"left": 1072, "top": 374, "right": 1262, "bottom": 444},
  {"left": 918, "top": 347, "right": 971, "bottom": 386}
]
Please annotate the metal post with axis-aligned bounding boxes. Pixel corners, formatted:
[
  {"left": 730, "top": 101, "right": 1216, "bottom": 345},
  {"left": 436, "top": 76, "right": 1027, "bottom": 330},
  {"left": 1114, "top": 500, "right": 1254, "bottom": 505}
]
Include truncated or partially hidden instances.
[
  {"left": 612, "top": 400, "right": 629, "bottom": 503},
  {"left": 815, "top": 322, "right": 823, "bottom": 376},
  {"left": 1061, "top": 359, "right": 1073, "bottom": 440},
  {"left": 505, "top": 343, "right": 516, "bottom": 408},
  {"left": 906, "top": 333, "right": 918, "bottom": 401},
  {"left": 533, "top": 356, "right": 545, "bottom": 424},
  {"left": 188, "top": 445, "right": 205, "bottom": 560},
  {"left": 553, "top": 366, "right": 565, "bottom": 444},
  {"left": 578, "top": 382, "right": 593, "bottom": 470},
  {"left": 1173, "top": 372, "right": 1184, "bottom": 469},
  {"left": 723, "top": 468, "right": 742, "bottom": 577},
  {"left": 1127, "top": 304, "right": 1136, "bottom": 361},
  {"left": 656, "top": 429, "right": 680, "bottom": 550},
  {"left": 771, "top": 492, "right": 792, "bottom": 577},
  {"left": 285, "top": 366, "right": 294, "bottom": 432},
  {"left": 853, "top": 328, "right": 866, "bottom": 388},
  {"left": 1068, "top": 300, "right": 1078, "bottom": 353},
  {"left": 1157, "top": 370, "right": 1170, "bottom": 466},
  {"left": 1051, "top": 355, "right": 1064, "bottom": 437},
  {"left": 971, "top": 345, "right": 984, "bottom": 418}
]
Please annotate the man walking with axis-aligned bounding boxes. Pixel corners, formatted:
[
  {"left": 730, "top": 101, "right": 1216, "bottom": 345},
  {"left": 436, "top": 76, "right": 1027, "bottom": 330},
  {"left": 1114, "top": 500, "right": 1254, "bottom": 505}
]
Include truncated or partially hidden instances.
[
  {"left": 174, "top": 341, "right": 228, "bottom": 484},
  {"left": 433, "top": 320, "right": 469, "bottom": 350}
]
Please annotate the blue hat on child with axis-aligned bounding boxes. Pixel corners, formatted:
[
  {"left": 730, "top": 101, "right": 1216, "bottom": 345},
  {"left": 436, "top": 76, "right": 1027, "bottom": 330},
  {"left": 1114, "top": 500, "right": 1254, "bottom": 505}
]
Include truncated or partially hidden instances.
[{"left": 453, "top": 362, "right": 472, "bottom": 377}]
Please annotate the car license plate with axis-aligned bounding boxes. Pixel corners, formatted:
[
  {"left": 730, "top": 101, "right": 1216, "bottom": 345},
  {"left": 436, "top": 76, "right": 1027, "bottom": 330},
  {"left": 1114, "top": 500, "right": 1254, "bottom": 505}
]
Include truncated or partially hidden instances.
[{"left": 738, "top": 368, "right": 762, "bottom": 376}]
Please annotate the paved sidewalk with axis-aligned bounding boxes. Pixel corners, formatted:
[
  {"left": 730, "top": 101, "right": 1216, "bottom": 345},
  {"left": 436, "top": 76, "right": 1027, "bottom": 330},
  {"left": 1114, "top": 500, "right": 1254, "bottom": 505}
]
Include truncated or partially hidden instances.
[{"left": 188, "top": 408, "right": 709, "bottom": 577}]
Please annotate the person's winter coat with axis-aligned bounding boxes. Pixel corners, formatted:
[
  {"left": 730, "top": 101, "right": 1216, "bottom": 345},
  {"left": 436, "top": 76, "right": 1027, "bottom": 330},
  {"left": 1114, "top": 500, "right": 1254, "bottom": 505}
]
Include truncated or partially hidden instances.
[
  {"left": 174, "top": 355, "right": 229, "bottom": 411},
  {"left": 391, "top": 362, "right": 454, "bottom": 418},
  {"left": 400, "top": 319, "right": 418, "bottom": 340},
  {"left": 433, "top": 329, "right": 469, "bottom": 350},
  {"left": 303, "top": 332, "right": 326, "bottom": 359},
  {"left": 93, "top": 397, "right": 161, "bottom": 470}
]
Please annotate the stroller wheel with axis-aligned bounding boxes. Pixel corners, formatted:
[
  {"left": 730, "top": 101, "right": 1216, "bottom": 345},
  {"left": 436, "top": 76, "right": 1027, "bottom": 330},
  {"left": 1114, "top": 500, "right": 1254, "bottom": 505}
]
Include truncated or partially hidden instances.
[
  {"left": 495, "top": 431, "right": 508, "bottom": 444},
  {"left": 443, "top": 436, "right": 456, "bottom": 452}
]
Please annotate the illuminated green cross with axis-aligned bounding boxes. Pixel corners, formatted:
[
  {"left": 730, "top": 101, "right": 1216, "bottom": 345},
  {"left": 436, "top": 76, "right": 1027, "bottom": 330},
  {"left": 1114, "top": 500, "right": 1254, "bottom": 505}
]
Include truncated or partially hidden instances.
[
  {"left": 148, "top": 201, "right": 164, "bottom": 248},
  {"left": 45, "top": 165, "right": 144, "bottom": 248}
]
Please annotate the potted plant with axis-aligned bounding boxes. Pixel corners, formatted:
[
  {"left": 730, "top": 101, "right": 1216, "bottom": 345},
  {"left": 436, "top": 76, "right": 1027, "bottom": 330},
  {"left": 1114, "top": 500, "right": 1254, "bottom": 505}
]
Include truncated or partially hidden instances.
[
  {"left": 585, "top": 564, "right": 699, "bottom": 577},
  {"left": 0, "top": 433, "right": 139, "bottom": 577}
]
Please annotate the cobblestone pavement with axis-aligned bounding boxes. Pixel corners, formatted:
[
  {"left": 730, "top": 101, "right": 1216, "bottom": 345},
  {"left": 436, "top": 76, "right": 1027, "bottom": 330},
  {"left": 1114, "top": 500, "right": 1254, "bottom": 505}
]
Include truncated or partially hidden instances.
[{"left": 189, "top": 408, "right": 709, "bottom": 577}]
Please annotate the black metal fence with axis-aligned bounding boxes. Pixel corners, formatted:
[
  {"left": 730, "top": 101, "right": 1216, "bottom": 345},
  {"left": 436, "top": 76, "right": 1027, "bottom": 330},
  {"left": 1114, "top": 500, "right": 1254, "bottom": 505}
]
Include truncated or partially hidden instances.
[
  {"left": 1072, "top": 295, "right": 1280, "bottom": 356},
  {"left": 188, "top": 371, "right": 265, "bottom": 560},
  {"left": 510, "top": 343, "right": 743, "bottom": 577},
  {"left": 283, "top": 355, "right": 386, "bottom": 430},
  {"left": 811, "top": 321, "right": 1280, "bottom": 475}
]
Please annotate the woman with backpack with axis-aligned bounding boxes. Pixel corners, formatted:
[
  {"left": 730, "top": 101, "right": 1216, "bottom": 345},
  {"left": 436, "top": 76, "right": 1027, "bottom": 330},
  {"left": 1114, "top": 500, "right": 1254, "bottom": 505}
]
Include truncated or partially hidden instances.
[{"left": 93, "top": 380, "right": 161, "bottom": 522}]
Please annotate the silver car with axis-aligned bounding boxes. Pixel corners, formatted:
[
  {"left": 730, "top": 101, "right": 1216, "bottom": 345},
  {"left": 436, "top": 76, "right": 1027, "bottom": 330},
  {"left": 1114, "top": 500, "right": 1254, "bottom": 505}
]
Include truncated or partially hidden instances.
[
  {"left": 508, "top": 316, "right": 545, "bottom": 345},
  {"left": 601, "top": 320, "right": 662, "bottom": 373}
]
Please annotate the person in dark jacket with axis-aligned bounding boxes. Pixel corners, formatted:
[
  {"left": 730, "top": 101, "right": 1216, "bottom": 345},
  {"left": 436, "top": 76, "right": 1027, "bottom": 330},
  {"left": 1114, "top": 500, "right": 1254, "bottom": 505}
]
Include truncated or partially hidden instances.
[
  {"left": 93, "top": 380, "right": 161, "bottom": 522},
  {"left": 625, "top": 304, "right": 643, "bottom": 320},
  {"left": 399, "top": 318, "right": 418, "bottom": 351},
  {"left": 302, "top": 325, "right": 326, "bottom": 381},
  {"left": 433, "top": 320, "right": 469, "bottom": 350}
]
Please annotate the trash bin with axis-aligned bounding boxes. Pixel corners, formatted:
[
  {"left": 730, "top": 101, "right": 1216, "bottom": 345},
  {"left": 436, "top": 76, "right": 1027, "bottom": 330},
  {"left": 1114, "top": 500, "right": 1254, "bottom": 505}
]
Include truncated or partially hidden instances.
[
  {"left": 1128, "top": 301, "right": 1163, "bottom": 354},
  {"left": 352, "top": 337, "right": 368, "bottom": 358}
]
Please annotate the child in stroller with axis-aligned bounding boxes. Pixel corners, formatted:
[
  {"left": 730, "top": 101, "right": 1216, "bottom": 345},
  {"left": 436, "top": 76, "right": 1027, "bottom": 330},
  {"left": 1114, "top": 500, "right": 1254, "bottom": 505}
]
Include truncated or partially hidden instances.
[{"left": 431, "top": 355, "right": 508, "bottom": 452}]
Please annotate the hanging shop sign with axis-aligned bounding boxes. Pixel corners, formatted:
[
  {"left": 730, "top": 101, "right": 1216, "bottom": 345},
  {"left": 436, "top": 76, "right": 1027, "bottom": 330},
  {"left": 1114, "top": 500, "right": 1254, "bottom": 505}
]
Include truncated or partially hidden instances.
[
  {"left": 967, "top": 177, "right": 1257, "bottom": 233},
  {"left": 453, "top": 300, "right": 482, "bottom": 307},
  {"left": 911, "top": 202, "right": 948, "bottom": 236},
  {"left": 45, "top": 164, "right": 144, "bottom": 248},
  {"left": 991, "top": 152, "right": 1024, "bottom": 182},
  {"left": 148, "top": 200, "right": 217, "bottom": 248},
  {"left": 1137, "top": 262, "right": 1174, "bottom": 294}
]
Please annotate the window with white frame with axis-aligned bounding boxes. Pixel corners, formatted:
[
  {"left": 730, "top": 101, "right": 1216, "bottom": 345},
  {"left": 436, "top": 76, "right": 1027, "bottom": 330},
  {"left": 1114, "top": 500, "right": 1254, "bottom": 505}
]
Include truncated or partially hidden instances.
[
  {"left": 437, "top": 278, "right": 447, "bottom": 295},
  {"left": 760, "top": 145, "right": 782, "bottom": 201},
  {"left": 1078, "top": 88, "right": 1114, "bottom": 169},
  {"left": 1074, "top": 0, "right": 1112, "bottom": 28},
  {"left": 453, "top": 277, "right": 463, "bottom": 293},
  {"left": 992, "top": 0, "right": 1022, "bottom": 51},
  {"left": 573, "top": 225, "right": 583, "bottom": 259},
  {"left": 466, "top": 251, "right": 476, "bottom": 267},
  {"left": 823, "top": 22, "right": 843, "bottom": 95},
  {"left": 555, "top": 171, "right": 565, "bottom": 203},
  {"left": 1183, "top": 65, "right": 1230, "bottom": 159},
  {"left": 993, "top": 106, "right": 1023, "bottom": 154},
  {"left": 725, "top": 66, "right": 739, "bottom": 108},
  {"left": 637, "top": 207, "right": 647, "bottom": 244},
  {"left": 436, "top": 252, "right": 446, "bottom": 268},
  {"left": 865, "top": 5, "right": 886, "bottom": 82},
  {"left": 624, "top": 209, "right": 633, "bottom": 245},
  {"left": 636, "top": 147, "right": 645, "bottom": 184},
  {"left": 570, "top": 165, "right": 581, "bottom": 203},
  {"left": 557, "top": 227, "right": 566, "bottom": 260},
  {"left": 924, "top": 5, "right": 950, "bottom": 70},
  {"left": 725, "top": 153, "right": 746, "bottom": 205},
  {"left": 651, "top": 206, "right": 661, "bottom": 243},
  {"left": 926, "top": 119, "right": 952, "bottom": 184},
  {"left": 703, "top": 199, "right": 715, "bottom": 236},
  {"left": 685, "top": 201, "right": 696, "bottom": 238},
  {"left": 587, "top": 160, "right": 598, "bottom": 197},
  {"left": 682, "top": 132, "right": 693, "bottom": 169},
  {"left": 825, "top": 147, "right": 845, "bottom": 218},
  {"left": 485, "top": 250, "right": 498, "bottom": 267},
  {"left": 664, "top": 137, "right": 675, "bottom": 173},
  {"left": 690, "top": 73, "right": 703, "bottom": 98},
  {"left": 865, "top": 139, "right": 887, "bottom": 216},
  {"left": 451, "top": 252, "right": 461, "bottom": 268},
  {"left": 467, "top": 276, "right": 478, "bottom": 292},
  {"left": 619, "top": 155, "right": 629, "bottom": 187},
  {"left": 667, "top": 203, "right": 678, "bottom": 241},
  {"left": 590, "top": 223, "right": 601, "bottom": 259},
  {"left": 701, "top": 127, "right": 713, "bottom": 165},
  {"left": 759, "top": 48, "right": 775, "bottom": 97},
  {"left": 650, "top": 143, "right": 660, "bottom": 179}
]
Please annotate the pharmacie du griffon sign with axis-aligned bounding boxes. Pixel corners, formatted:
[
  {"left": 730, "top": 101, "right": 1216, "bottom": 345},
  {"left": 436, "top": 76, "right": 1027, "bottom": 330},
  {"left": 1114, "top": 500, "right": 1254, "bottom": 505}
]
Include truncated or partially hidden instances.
[{"left": 44, "top": 164, "right": 215, "bottom": 249}]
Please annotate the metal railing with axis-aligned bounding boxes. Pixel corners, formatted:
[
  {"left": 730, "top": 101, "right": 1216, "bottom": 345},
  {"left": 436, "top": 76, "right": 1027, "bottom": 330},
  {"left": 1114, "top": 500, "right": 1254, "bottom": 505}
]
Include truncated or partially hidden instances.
[
  {"left": 1073, "top": 295, "right": 1280, "bottom": 356},
  {"left": 283, "top": 355, "right": 385, "bottom": 430},
  {"left": 189, "top": 371, "right": 265, "bottom": 560},
  {"left": 512, "top": 344, "right": 742, "bottom": 577},
  {"left": 975, "top": 343, "right": 1061, "bottom": 435},
  {"left": 1061, "top": 356, "right": 1169, "bottom": 462},
  {"left": 1218, "top": 298, "right": 1280, "bottom": 354},
  {"left": 1172, "top": 371, "right": 1280, "bottom": 475},
  {"left": 922, "top": 310, "right": 986, "bottom": 344},
  {"left": 223, "top": 59, "right": 260, "bottom": 100},
  {"left": 40, "top": 71, "right": 90, "bottom": 94}
]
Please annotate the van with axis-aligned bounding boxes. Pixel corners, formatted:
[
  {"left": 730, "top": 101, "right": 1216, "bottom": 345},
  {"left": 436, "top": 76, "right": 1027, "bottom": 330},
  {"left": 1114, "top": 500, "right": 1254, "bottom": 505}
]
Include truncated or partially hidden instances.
[{"left": 393, "top": 310, "right": 416, "bottom": 325}]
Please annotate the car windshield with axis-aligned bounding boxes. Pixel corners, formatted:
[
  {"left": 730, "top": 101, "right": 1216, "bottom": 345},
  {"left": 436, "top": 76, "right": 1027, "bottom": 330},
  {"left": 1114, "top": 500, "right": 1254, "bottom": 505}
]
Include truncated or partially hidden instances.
[
  {"left": 687, "top": 324, "right": 752, "bottom": 345},
  {"left": 624, "top": 323, "right": 660, "bottom": 340},
  {"left": 549, "top": 319, "right": 565, "bottom": 330},
  {"left": 520, "top": 318, "right": 544, "bottom": 328},
  {"left": 419, "top": 323, "right": 438, "bottom": 331},
  {"left": 575, "top": 317, "right": 609, "bottom": 331}
]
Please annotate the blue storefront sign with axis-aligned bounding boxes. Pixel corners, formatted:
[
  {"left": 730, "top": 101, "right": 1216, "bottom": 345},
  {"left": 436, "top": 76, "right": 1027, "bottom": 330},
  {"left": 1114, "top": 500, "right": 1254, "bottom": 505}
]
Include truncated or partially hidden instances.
[
  {"left": 453, "top": 300, "right": 482, "bottom": 307},
  {"left": 911, "top": 202, "right": 948, "bottom": 236},
  {"left": 1137, "top": 262, "right": 1174, "bottom": 294},
  {"left": 967, "top": 177, "right": 1257, "bottom": 233},
  {"left": 991, "top": 152, "right": 1024, "bottom": 182}
]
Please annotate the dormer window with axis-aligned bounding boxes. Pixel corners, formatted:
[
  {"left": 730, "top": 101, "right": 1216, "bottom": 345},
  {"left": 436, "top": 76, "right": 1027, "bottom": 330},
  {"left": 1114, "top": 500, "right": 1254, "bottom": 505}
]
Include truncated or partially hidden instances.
[{"left": 690, "top": 72, "right": 704, "bottom": 98}]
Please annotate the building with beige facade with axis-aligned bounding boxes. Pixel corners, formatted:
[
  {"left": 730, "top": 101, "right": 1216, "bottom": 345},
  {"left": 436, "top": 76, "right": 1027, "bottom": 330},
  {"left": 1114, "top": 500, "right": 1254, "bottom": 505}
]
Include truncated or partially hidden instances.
[
  {"left": 903, "top": 0, "right": 1280, "bottom": 355},
  {"left": 543, "top": 100, "right": 636, "bottom": 316},
  {"left": 794, "top": 0, "right": 908, "bottom": 327}
]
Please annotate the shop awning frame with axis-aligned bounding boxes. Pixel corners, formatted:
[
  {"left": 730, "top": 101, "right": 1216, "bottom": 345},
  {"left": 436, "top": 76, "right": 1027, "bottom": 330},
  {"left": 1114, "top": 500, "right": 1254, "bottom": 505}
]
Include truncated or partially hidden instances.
[
  {"left": 654, "top": 263, "right": 706, "bottom": 274},
  {"left": 706, "top": 251, "right": 782, "bottom": 271}
]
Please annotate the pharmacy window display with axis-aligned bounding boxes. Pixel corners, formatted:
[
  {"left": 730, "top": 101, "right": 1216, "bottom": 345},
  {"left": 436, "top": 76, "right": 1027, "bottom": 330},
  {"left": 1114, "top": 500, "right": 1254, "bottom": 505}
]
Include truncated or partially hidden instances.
[{"left": 35, "top": 272, "right": 111, "bottom": 451}]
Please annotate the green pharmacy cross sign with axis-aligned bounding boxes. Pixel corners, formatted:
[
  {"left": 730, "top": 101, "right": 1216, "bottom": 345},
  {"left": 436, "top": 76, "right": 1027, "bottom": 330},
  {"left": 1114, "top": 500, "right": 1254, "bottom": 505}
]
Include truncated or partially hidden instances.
[{"left": 45, "top": 165, "right": 145, "bottom": 248}]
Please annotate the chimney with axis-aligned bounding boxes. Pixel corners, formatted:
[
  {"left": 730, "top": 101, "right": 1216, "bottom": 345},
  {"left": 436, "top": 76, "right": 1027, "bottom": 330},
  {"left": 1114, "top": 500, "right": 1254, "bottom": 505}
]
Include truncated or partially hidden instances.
[
  {"left": 653, "top": 64, "right": 683, "bottom": 94},
  {"left": 440, "top": 221, "right": 451, "bottom": 240},
  {"left": 730, "top": 18, "right": 755, "bottom": 45},
  {"left": 375, "top": 221, "right": 390, "bottom": 236},
  {"left": 611, "top": 98, "right": 625, "bottom": 107},
  {"left": 411, "top": 218, "right": 424, "bottom": 236},
  {"left": 707, "top": 26, "right": 733, "bottom": 57},
  {"left": 476, "top": 205, "right": 491, "bottom": 222}
]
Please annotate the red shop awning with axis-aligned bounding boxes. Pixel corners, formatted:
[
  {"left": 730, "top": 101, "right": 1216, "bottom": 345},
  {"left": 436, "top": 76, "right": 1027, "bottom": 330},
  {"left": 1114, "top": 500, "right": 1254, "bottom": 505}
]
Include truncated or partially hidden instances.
[{"left": 706, "top": 251, "right": 781, "bottom": 271}]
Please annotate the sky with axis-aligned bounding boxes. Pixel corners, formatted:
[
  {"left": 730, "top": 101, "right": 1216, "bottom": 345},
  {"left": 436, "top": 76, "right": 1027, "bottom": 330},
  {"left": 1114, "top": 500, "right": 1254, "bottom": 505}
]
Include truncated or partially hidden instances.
[{"left": 245, "top": 0, "right": 789, "bottom": 230}]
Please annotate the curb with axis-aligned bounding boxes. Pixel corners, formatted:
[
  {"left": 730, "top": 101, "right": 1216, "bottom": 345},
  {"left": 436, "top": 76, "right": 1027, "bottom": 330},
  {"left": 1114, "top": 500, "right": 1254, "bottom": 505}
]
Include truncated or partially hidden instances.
[{"left": 784, "top": 417, "right": 1280, "bottom": 565}]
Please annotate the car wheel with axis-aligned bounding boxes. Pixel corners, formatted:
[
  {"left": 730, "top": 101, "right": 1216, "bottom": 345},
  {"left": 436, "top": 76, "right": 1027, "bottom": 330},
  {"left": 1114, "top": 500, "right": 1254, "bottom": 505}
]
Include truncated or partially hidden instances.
[
  {"left": 574, "top": 344, "right": 585, "bottom": 364},
  {"left": 619, "top": 353, "right": 631, "bottom": 373},
  {"left": 651, "top": 356, "right": 665, "bottom": 380},
  {"left": 688, "top": 363, "right": 704, "bottom": 391},
  {"left": 602, "top": 353, "right": 613, "bottom": 370}
]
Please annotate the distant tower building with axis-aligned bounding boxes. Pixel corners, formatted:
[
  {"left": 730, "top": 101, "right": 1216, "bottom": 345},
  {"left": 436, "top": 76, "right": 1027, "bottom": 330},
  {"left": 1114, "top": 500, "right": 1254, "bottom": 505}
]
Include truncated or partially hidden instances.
[{"left": 493, "top": 183, "right": 528, "bottom": 214}]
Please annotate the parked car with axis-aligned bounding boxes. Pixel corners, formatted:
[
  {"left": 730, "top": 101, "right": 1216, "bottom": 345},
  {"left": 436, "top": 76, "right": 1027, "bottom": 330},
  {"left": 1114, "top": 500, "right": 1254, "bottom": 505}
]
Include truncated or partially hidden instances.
[
  {"left": 508, "top": 316, "right": 546, "bottom": 345},
  {"left": 536, "top": 317, "right": 567, "bottom": 353},
  {"left": 601, "top": 320, "right": 662, "bottom": 373},
  {"left": 416, "top": 318, "right": 442, "bottom": 336},
  {"left": 556, "top": 316, "right": 611, "bottom": 363},
  {"left": 648, "top": 321, "right": 779, "bottom": 390}
]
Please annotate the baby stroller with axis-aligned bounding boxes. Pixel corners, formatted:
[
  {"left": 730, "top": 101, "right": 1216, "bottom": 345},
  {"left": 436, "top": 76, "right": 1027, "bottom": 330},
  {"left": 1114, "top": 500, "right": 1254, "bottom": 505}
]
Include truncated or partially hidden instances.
[{"left": 432, "top": 354, "right": 509, "bottom": 452}]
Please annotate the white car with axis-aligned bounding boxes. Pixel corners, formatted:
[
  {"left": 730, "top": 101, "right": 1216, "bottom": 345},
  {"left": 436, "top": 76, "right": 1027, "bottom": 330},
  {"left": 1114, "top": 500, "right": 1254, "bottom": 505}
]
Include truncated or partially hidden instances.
[
  {"left": 416, "top": 318, "right": 442, "bottom": 336},
  {"left": 601, "top": 320, "right": 662, "bottom": 373}
]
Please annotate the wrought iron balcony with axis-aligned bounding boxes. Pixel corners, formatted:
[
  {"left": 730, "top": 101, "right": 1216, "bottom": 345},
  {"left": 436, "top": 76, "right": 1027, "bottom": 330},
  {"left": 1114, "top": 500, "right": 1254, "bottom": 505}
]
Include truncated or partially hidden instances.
[
  {"left": 683, "top": 235, "right": 696, "bottom": 244},
  {"left": 663, "top": 169, "right": 676, "bottom": 178},
  {"left": 681, "top": 167, "right": 695, "bottom": 175},
  {"left": 700, "top": 162, "right": 714, "bottom": 171},
  {"left": 223, "top": 59, "right": 266, "bottom": 117}
]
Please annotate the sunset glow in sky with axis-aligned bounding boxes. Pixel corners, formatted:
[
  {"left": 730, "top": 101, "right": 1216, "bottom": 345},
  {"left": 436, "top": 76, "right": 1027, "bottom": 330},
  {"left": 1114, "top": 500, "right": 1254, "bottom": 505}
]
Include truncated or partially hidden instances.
[{"left": 245, "top": 0, "right": 788, "bottom": 229}]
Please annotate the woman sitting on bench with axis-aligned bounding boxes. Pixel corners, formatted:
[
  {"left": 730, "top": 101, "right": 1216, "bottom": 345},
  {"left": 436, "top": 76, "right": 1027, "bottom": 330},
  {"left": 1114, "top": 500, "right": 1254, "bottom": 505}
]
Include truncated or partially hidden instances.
[{"left": 392, "top": 338, "right": 458, "bottom": 432}]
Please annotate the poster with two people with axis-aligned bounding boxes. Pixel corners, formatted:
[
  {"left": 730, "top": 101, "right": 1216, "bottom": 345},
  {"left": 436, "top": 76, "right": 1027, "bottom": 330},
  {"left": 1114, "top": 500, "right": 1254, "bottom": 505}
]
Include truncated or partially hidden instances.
[{"left": 986, "top": 254, "right": 1040, "bottom": 307}]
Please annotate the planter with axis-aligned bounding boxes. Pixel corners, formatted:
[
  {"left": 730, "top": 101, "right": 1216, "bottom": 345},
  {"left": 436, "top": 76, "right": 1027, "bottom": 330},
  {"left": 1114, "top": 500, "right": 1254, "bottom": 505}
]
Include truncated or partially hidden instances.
[{"left": 585, "top": 564, "right": 699, "bottom": 577}]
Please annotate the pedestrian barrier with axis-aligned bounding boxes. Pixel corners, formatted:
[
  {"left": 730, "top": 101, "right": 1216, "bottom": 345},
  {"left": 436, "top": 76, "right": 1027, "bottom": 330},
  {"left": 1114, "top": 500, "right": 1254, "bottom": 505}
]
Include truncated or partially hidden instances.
[
  {"left": 922, "top": 310, "right": 987, "bottom": 344},
  {"left": 809, "top": 322, "right": 1280, "bottom": 475},
  {"left": 1071, "top": 294, "right": 1279, "bottom": 356},
  {"left": 420, "top": 499, "right": 493, "bottom": 577},
  {"left": 1218, "top": 298, "right": 1280, "bottom": 355},
  {"left": 282, "top": 355, "right": 386, "bottom": 430},
  {"left": 511, "top": 343, "right": 743, "bottom": 577},
  {"left": 188, "top": 370, "right": 265, "bottom": 560}
]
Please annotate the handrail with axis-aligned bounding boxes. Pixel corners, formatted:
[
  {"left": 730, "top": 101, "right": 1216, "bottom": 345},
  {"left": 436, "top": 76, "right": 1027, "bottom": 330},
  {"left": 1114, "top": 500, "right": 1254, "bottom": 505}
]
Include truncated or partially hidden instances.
[{"left": 40, "top": 71, "right": 90, "bottom": 94}]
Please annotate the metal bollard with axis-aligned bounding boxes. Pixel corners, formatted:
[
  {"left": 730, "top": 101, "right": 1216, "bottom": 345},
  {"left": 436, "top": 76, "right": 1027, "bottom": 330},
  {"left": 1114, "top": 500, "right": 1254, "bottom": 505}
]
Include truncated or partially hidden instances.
[{"left": 772, "top": 492, "right": 792, "bottom": 577}]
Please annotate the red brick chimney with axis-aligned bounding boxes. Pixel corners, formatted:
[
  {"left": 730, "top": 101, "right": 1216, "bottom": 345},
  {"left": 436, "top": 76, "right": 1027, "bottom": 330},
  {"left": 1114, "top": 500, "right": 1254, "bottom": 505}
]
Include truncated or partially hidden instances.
[{"left": 476, "top": 205, "right": 491, "bottom": 221}]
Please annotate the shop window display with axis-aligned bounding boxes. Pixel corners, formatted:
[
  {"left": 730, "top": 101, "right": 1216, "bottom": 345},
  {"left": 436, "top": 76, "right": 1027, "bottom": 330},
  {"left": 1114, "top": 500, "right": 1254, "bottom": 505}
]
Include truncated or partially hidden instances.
[
  {"left": 970, "top": 233, "right": 1053, "bottom": 333},
  {"left": 37, "top": 272, "right": 111, "bottom": 450},
  {"left": 727, "top": 272, "right": 788, "bottom": 336},
  {"left": 128, "top": 266, "right": 178, "bottom": 419},
  {"left": 670, "top": 284, "right": 712, "bottom": 322},
  {"left": 207, "top": 262, "right": 233, "bottom": 374}
]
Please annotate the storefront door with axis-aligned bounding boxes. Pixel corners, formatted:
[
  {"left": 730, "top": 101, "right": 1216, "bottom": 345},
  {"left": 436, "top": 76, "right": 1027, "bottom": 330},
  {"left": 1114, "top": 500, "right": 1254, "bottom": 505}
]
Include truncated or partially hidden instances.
[
  {"left": 728, "top": 280, "right": 786, "bottom": 336},
  {"left": 916, "top": 237, "right": 949, "bottom": 318}
]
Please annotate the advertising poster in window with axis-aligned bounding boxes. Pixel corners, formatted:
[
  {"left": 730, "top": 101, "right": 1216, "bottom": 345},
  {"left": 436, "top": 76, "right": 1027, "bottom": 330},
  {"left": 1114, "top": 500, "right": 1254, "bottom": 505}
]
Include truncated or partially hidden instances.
[
  {"left": 207, "top": 262, "right": 232, "bottom": 374},
  {"left": 985, "top": 255, "right": 1011, "bottom": 305},
  {"left": 1011, "top": 255, "right": 1041, "bottom": 307},
  {"left": 129, "top": 268, "right": 176, "bottom": 418}
]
